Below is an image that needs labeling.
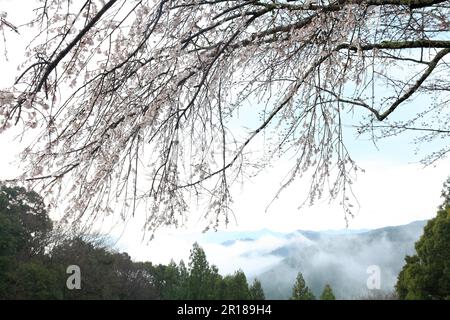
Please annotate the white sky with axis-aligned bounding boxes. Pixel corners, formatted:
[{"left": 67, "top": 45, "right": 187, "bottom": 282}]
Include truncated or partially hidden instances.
[{"left": 0, "top": 0, "right": 449, "bottom": 268}]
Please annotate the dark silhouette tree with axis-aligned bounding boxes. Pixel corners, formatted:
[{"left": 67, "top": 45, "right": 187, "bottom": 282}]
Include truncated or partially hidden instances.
[
  {"left": 0, "top": 185, "right": 55, "bottom": 299},
  {"left": 0, "top": 185, "right": 52, "bottom": 259}
]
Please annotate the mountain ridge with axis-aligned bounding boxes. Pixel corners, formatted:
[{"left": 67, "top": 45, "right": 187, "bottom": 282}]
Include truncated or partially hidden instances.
[
  {"left": 203, "top": 220, "right": 428, "bottom": 299},
  {"left": 257, "top": 220, "right": 428, "bottom": 299},
  {"left": 211, "top": 220, "right": 427, "bottom": 247}
]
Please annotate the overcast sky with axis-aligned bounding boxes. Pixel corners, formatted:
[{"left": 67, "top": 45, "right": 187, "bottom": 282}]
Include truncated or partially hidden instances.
[{"left": 1, "top": 0, "right": 449, "bottom": 268}]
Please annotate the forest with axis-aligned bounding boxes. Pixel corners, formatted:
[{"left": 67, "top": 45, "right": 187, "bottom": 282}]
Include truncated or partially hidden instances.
[
  {"left": 0, "top": 184, "right": 330, "bottom": 300},
  {"left": 1, "top": 182, "right": 448, "bottom": 300}
]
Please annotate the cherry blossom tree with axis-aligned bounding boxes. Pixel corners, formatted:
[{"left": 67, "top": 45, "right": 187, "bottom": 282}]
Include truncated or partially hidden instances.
[{"left": 0, "top": 0, "right": 449, "bottom": 234}]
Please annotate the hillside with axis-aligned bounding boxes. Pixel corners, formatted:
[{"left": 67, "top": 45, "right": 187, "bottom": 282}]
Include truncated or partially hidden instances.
[{"left": 208, "top": 221, "right": 427, "bottom": 299}]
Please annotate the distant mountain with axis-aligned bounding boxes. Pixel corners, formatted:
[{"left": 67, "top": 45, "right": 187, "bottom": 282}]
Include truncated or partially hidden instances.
[
  {"left": 221, "top": 238, "right": 255, "bottom": 246},
  {"left": 256, "top": 220, "right": 427, "bottom": 299},
  {"left": 202, "top": 220, "right": 427, "bottom": 299},
  {"left": 202, "top": 228, "right": 285, "bottom": 244}
]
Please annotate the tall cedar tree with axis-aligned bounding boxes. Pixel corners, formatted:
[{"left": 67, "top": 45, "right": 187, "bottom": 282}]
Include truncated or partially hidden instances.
[
  {"left": 320, "top": 284, "right": 336, "bottom": 300},
  {"left": 290, "top": 272, "right": 315, "bottom": 300}
]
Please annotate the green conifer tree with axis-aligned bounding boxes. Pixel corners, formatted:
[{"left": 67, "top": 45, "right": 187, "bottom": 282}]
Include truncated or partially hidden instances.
[
  {"left": 249, "top": 278, "right": 265, "bottom": 300},
  {"left": 290, "top": 272, "right": 315, "bottom": 300},
  {"left": 320, "top": 284, "right": 336, "bottom": 300}
]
